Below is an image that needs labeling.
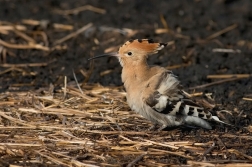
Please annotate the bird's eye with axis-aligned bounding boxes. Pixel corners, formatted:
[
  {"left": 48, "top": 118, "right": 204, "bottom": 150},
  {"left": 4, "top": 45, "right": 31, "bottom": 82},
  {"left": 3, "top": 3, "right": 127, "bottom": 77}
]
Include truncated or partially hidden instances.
[{"left": 127, "top": 52, "right": 132, "bottom": 56}]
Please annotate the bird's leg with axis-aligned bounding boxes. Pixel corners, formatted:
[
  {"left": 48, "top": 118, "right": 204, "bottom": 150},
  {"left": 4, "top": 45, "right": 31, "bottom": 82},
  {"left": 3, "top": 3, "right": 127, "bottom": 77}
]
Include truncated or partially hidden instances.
[
  {"left": 147, "top": 124, "right": 167, "bottom": 132},
  {"left": 147, "top": 124, "right": 158, "bottom": 131},
  {"left": 157, "top": 125, "right": 167, "bottom": 132}
]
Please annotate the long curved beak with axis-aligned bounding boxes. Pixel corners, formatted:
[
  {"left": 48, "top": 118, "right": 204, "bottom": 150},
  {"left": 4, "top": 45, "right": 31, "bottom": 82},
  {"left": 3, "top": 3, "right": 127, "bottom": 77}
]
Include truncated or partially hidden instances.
[{"left": 88, "top": 52, "right": 118, "bottom": 61}]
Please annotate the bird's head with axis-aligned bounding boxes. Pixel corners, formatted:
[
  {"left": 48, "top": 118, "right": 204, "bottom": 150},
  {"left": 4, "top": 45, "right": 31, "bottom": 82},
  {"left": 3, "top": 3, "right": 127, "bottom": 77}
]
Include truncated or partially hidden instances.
[{"left": 89, "top": 39, "right": 167, "bottom": 67}]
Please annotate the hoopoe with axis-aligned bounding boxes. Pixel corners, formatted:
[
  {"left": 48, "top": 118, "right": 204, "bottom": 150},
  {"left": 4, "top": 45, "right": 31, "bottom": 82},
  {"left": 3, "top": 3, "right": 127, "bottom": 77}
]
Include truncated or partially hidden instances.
[{"left": 89, "top": 39, "right": 231, "bottom": 130}]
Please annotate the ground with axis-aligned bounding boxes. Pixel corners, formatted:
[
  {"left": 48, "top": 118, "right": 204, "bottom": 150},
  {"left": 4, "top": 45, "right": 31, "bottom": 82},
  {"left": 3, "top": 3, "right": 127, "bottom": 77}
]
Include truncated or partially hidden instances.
[{"left": 0, "top": 0, "right": 252, "bottom": 166}]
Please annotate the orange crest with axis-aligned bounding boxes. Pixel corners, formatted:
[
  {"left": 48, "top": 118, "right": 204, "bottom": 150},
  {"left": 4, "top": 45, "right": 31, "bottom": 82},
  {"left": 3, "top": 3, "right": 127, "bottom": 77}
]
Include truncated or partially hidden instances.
[{"left": 118, "top": 39, "right": 167, "bottom": 56}]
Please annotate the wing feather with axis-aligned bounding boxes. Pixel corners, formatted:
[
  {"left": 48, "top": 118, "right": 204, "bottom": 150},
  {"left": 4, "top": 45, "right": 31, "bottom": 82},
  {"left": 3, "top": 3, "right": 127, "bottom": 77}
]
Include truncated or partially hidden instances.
[{"left": 143, "top": 70, "right": 223, "bottom": 129}]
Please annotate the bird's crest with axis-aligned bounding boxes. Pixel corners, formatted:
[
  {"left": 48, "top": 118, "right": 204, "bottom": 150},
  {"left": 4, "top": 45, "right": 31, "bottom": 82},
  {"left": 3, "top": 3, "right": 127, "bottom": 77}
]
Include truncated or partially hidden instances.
[{"left": 119, "top": 39, "right": 167, "bottom": 55}]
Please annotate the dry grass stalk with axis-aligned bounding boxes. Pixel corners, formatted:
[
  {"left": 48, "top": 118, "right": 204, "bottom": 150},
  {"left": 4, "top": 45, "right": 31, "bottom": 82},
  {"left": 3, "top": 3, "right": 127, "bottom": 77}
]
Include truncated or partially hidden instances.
[
  {"left": 189, "top": 77, "right": 244, "bottom": 90},
  {"left": 243, "top": 97, "right": 252, "bottom": 101},
  {"left": 0, "top": 25, "right": 27, "bottom": 31},
  {"left": 212, "top": 48, "right": 241, "bottom": 53},
  {"left": 206, "top": 24, "right": 238, "bottom": 40},
  {"left": 0, "top": 59, "right": 56, "bottom": 68},
  {"left": 22, "top": 19, "right": 73, "bottom": 30},
  {"left": 166, "top": 63, "right": 191, "bottom": 70},
  {"left": 0, "top": 84, "right": 251, "bottom": 166},
  {"left": 54, "top": 23, "right": 93, "bottom": 45},
  {"left": 0, "top": 39, "right": 49, "bottom": 51},
  {"left": 53, "top": 5, "right": 106, "bottom": 15},
  {"left": 207, "top": 74, "right": 251, "bottom": 79},
  {"left": 13, "top": 30, "right": 36, "bottom": 43}
]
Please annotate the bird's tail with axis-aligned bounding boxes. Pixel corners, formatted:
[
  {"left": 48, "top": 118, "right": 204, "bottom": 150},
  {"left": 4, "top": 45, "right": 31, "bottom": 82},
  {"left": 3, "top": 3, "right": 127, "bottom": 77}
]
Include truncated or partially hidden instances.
[{"left": 211, "top": 116, "right": 233, "bottom": 126}]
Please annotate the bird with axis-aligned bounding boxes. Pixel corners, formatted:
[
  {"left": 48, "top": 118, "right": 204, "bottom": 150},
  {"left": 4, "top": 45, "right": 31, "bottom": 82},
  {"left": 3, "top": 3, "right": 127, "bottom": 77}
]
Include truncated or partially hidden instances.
[{"left": 89, "top": 39, "right": 231, "bottom": 130}]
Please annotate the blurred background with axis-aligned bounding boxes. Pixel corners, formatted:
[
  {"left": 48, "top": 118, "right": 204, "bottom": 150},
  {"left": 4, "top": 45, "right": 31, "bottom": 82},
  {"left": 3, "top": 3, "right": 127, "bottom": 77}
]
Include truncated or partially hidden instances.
[{"left": 0, "top": 0, "right": 252, "bottom": 107}]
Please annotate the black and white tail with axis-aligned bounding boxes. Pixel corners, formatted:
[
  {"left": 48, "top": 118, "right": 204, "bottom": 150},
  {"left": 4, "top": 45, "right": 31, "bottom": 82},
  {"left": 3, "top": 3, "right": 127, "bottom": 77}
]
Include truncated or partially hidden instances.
[{"left": 147, "top": 71, "right": 232, "bottom": 129}]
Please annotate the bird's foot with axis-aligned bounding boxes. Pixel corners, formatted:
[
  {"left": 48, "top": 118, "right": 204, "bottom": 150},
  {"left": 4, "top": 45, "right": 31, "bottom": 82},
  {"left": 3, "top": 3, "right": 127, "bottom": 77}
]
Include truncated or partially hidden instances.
[
  {"left": 147, "top": 124, "right": 158, "bottom": 131},
  {"left": 157, "top": 125, "right": 167, "bottom": 132}
]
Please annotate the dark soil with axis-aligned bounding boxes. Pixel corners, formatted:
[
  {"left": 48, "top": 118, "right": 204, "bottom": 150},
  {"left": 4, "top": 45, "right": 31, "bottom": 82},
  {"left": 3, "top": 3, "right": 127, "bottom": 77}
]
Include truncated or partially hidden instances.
[{"left": 0, "top": 0, "right": 252, "bottom": 166}]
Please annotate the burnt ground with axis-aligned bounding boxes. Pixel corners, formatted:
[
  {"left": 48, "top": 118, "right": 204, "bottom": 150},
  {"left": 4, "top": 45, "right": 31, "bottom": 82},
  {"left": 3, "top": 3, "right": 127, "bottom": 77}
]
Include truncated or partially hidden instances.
[{"left": 0, "top": 0, "right": 252, "bottom": 166}]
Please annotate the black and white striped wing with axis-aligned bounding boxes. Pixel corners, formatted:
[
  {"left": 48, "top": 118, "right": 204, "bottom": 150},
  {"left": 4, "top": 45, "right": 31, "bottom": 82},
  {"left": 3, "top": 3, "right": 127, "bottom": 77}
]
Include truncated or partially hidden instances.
[{"left": 144, "top": 71, "right": 214, "bottom": 129}]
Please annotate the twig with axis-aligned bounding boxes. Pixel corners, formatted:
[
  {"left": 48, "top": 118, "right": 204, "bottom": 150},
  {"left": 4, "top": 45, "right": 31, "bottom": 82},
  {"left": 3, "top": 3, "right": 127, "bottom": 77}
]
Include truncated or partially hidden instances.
[
  {"left": 34, "top": 151, "right": 70, "bottom": 166},
  {"left": 148, "top": 148, "right": 194, "bottom": 159},
  {"left": 212, "top": 48, "right": 241, "bottom": 53},
  {"left": 215, "top": 136, "right": 227, "bottom": 153},
  {"left": 242, "top": 97, "right": 252, "bottom": 101},
  {"left": 53, "top": 5, "right": 106, "bottom": 15},
  {"left": 187, "top": 161, "right": 216, "bottom": 166},
  {"left": 106, "top": 116, "right": 122, "bottom": 131},
  {"left": 63, "top": 76, "right": 67, "bottom": 100},
  {"left": 80, "top": 69, "right": 90, "bottom": 83},
  {"left": 0, "top": 67, "right": 35, "bottom": 76},
  {"left": 13, "top": 29, "right": 36, "bottom": 43},
  {"left": 54, "top": 23, "right": 93, "bottom": 45},
  {"left": 99, "top": 26, "right": 130, "bottom": 35},
  {"left": 228, "top": 149, "right": 252, "bottom": 161},
  {"left": 0, "top": 39, "right": 49, "bottom": 51},
  {"left": 0, "top": 67, "right": 14, "bottom": 75},
  {"left": 0, "top": 110, "right": 34, "bottom": 127},
  {"left": 0, "top": 25, "right": 27, "bottom": 31},
  {"left": 32, "top": 31, "right": 49, "bottom": 47},
  {"left": 160, "top": 14, "right": 169, "bottom": 30},
  {"left": 100, "top": 70, "right": 113, "bottom": 76},
  {"left": 203, "top": 142, "right": 216, "bottom": 156},
  {"left": 126, "top": 153, "right": 146, "bottom": 167},
  {"left": 144, "top": 139, "right": 179, "bottom": 149},
  {"left": 72, "top": 69, "right": 84, "bottom": 95},
  {"left": 67, "top": 86, "right": 92, "bottom": 100},
  {"left": 182, "top": 48, "right": 195, "bottom": 63},
  {"left": 0, "top": 46, "right": 8, "bottom": 63},
  {"left": 22, "top": 19, "right": 73, "bottom": 30},
  {"left": 206, "top": 160, "right": 252, "bottom": 164},
  {"left": 207, "top": 74, "right": 251, "bottom": 79},
  {"left": 190, "top": 92, "right": 203, "bottom": 97},
  {"left": 247, "top": 126, "right": 252, "bottom": 133},
  {"left": 155, "top": 28, "right": 169, "bottom": 34},
  {"left": 70, "top": 159, "right": 100, "bottom": 167},
  {"left": 158, "top": 14, "right": 190, "bottom": 39},
  {"left": 0, "top": 143, "right": 41, "bottom": 147},
  {"left": 206, "top": 24, "right": 237, "bottom": 40},
  {"left": 0, "top": 59, "right": 56, "bottom": 67},
  {"left": 189, "top": 77, "right": 243, "bottom": 90},
  {"left": 166, "top": 63, "right": 191, "bottom": 70}
]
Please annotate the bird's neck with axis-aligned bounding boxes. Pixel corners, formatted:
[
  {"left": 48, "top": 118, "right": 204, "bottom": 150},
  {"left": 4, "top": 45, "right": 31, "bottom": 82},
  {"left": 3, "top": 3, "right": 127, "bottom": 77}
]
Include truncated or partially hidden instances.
[{"left": 121, "top": 61, "right": 150, "bottom": 85}]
